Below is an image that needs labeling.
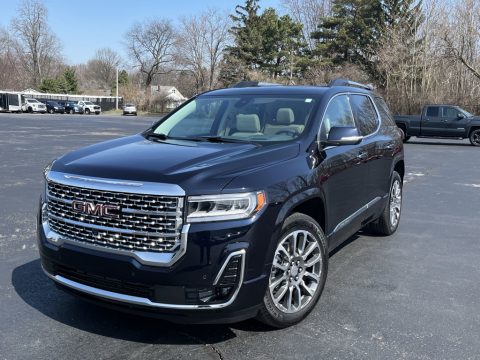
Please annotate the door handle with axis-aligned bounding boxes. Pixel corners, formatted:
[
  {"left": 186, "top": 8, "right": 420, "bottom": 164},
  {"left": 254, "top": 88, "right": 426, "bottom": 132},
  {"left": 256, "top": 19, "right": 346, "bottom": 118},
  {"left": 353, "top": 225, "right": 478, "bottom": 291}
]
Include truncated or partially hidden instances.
[{"left": 385, "top": 143, "right": 395, "bottom": 150}]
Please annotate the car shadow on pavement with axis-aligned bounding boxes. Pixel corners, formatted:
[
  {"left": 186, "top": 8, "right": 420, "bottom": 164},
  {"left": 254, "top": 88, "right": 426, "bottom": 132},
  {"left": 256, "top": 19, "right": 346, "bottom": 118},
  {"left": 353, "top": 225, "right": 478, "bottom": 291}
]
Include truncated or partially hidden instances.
[{"left": 11, "top": 259, "right": 274, "bottom": 345}]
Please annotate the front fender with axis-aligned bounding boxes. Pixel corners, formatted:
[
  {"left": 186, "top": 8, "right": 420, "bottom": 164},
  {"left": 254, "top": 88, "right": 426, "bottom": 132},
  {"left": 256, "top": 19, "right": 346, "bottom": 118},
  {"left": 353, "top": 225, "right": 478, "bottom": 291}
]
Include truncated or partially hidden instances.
[{"left": 274, "top": 187, "right": 326, "bottom": 227}]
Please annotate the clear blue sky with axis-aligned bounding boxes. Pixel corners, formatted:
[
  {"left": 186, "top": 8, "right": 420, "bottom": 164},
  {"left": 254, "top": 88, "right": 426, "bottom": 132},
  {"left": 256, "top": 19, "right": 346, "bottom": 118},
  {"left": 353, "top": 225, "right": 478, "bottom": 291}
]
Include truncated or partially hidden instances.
[{"left": 0, "top": 0, "right": 281, "bottom": 65}]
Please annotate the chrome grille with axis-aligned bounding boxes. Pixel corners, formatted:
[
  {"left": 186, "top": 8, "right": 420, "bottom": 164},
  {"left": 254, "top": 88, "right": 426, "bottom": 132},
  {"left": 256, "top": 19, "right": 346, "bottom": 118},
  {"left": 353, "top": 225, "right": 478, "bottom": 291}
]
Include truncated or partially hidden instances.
[{"left": 46, "top": 180, "right": 183, "bottom": 253}]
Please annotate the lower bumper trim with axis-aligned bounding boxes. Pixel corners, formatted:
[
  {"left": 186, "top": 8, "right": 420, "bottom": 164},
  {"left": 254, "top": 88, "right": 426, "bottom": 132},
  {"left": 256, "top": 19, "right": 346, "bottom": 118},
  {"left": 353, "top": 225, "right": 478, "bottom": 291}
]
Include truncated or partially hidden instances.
[{"left": 42, "top": 249, "right": 246, "bottom": 310}]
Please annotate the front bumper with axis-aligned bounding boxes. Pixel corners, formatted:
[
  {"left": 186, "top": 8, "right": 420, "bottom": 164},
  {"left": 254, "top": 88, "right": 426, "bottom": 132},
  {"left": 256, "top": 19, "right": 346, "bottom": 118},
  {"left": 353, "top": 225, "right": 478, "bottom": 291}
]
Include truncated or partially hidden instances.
[{"left": 37, "top": 201, "right": 280, "bottom": 323}]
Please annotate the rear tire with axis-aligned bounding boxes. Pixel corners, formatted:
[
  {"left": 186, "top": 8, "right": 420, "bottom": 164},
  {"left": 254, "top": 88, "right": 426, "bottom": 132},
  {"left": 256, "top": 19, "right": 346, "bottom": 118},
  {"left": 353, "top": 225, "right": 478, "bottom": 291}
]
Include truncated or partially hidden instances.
[
  {"left": 257, "top": 213, "right": 328, "bottom": 328},
  {"left": 367, "top": 171, "right": 402, "bottom": 236},
  {"left": 469, "top": 129, "right": 480, "bottom": 146}
]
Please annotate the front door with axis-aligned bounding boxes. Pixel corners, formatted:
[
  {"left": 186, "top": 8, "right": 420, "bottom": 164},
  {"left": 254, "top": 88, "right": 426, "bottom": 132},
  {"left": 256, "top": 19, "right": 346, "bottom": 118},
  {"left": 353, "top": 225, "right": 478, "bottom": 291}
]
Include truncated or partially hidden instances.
[
  {"left": 441, "top": 106, "right": 469, "bottom": 137},
  {"left": 317, "top": 94, "right": 368, "bottom": 243}
]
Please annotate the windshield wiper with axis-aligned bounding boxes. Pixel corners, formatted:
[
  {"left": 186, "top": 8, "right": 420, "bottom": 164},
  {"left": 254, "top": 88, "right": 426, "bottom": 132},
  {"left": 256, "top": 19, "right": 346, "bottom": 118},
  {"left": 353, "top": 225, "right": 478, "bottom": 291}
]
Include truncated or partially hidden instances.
[
  {"left": 146, "top": 132, "right": 169, "bottom": 140},
  {"left": 184, "top": 136, "right": 252, "bottom": 144}
]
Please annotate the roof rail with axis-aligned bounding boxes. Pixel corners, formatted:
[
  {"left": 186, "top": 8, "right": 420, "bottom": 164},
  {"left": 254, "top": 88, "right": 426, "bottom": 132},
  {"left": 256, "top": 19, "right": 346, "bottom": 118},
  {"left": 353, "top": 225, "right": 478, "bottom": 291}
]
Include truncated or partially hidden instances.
[
  {"left": 328, "top": 78, "right": 373, "bottom": 91},
  {"left": 231, "top": 81, "right": 282, "bottom": 88}
]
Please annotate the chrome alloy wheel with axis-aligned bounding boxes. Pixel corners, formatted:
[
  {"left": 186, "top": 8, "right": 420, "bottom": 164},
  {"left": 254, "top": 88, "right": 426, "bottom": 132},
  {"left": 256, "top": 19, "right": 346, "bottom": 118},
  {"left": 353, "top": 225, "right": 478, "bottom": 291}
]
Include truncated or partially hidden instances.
[
  {"left": 269, "top": 230, "right": 322, "bottom": 314},
  {"left": 389, "top": 179, "right": 402, "bottom": 228}
]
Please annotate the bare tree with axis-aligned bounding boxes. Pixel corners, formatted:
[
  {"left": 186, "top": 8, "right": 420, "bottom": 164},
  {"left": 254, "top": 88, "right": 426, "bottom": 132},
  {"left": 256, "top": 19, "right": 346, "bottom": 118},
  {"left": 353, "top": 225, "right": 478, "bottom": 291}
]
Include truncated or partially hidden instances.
[
  {"left": 10, "top": 0, "right": 62, "bottom": 87},
  {"left": 442, "top": 0, "right": 480, "bottom": 80},
  {"left": 281, "top": 0, "right": 331, "bottom": 52},
  {"left": 125, "top": 19, "right": 175, "bottom": 89},
  {"left": 87, "top": 48, "right": 122, "bottom": 90},
  {"left": 0, "top": 27, "right": 25, "bottom": 90},
  {"left": 176, "top": 9, "right": 231, "bottom": 93}
]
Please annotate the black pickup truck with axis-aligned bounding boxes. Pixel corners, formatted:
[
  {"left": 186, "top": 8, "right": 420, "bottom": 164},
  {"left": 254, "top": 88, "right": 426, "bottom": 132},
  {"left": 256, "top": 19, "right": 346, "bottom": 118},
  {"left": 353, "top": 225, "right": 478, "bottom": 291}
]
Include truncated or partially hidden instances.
[{"left": 394, "top": 105, "right": 480, "bottom": 146}]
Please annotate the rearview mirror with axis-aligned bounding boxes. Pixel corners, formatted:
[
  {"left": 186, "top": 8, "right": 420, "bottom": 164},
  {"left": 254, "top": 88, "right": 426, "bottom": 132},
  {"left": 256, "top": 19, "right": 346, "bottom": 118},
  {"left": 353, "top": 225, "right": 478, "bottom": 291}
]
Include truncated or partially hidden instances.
[{"left": 324, "top": 126, "right": 363, "bottom": 146}]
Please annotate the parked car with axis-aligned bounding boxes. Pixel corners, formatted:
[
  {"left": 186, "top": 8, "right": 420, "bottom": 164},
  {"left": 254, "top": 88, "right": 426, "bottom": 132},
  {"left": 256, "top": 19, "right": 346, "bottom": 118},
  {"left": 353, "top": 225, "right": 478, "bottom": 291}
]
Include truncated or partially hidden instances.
[
  {"left": 45, "top": 101, "right": 65, "bottom": 114},
  {"left": 123, "top": 103, "right": 137, "bottom": 116},
  {"left": 58, "top": 101, "right": 84, "bottom": 114},
  {"left": 78, "top": 100, "right": 101, "bottom": 115},
  {"left": 38, "top": 79, "right": 404, "bottom": 328},
  {"left": 394, "top": 105, "right": 480, "bottom": 146},
  {"left": 22, "top": 98, "right": 46, "bottom": 113}
]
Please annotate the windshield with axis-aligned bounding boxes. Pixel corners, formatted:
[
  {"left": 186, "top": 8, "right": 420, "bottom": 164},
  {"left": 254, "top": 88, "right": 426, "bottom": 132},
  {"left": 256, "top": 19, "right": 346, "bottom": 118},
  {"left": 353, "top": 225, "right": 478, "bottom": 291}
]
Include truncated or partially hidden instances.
[
  {"left": 457, "top": 107, "right": 474, "bottom": 117},
  {"left": 151, "top": 95, "right": 317, "bottom": 143}
]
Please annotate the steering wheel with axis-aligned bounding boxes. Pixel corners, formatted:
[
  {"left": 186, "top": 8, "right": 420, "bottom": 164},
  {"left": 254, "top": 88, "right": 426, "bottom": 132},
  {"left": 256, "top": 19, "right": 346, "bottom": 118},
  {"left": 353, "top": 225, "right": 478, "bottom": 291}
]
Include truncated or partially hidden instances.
[{"left": 276, "top": 130, "right": 297, "bottom": 137}]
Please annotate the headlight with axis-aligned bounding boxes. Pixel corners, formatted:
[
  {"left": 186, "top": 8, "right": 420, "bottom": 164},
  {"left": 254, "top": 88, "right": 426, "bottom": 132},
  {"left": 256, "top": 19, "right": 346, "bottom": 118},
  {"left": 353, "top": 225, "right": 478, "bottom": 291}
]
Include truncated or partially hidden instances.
[{"left": 187, "top": 191, "right": 266, "bottom": 223}]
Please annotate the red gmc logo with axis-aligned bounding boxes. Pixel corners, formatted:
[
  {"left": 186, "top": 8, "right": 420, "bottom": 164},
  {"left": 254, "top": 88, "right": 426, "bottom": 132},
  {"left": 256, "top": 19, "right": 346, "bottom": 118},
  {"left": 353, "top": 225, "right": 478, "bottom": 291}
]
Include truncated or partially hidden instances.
[{"left": 72, "top": 201, "right": 120, "bottom": 218}]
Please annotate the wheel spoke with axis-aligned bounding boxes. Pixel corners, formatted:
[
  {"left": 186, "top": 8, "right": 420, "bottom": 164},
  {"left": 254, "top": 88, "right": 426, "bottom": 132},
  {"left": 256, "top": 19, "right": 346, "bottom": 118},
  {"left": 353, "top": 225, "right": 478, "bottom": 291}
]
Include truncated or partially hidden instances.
[
  {"left": 269, "top": 274, "right": 287, "bottom": 290},
  {"left": 302, "top": 241, "right": 317, "bottom": 260},
  {"left": 273, "top": 283, "right": 289, "bottom": 303},
  {"left": 305, "top": 253, "right": 321, "bottom": 268},
  {"left": 290, "top": 233, "right": 298, "bottom": 257},
  {"left": 304, "top": 271, "right": 320, "bottom": 282},
  {"left": 273, "top": 258, "right": 288, "bottom": 272},
  {"left": 286, "top": 286, "right": 293, "bottom": 312}
]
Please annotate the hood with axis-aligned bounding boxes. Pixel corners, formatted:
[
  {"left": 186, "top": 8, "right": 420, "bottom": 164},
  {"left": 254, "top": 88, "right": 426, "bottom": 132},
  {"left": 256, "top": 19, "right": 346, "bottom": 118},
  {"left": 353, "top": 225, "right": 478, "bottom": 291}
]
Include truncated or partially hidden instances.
[{"left": 52, "top": 135, "right": 300, "bottom": 194}]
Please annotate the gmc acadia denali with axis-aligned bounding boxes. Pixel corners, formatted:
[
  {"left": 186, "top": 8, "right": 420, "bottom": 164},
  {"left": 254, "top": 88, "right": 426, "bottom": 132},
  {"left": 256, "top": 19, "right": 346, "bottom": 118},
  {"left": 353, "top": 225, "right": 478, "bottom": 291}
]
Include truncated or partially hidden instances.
[{"left": 38, "top": 79, "right": 404, "bottom": 328}]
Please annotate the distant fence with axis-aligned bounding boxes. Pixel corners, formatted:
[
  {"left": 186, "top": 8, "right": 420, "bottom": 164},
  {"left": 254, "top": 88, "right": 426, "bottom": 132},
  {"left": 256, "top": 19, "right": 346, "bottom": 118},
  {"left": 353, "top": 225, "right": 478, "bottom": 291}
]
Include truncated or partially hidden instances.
[{"left": 0, "top": 90, "right": 123, "bottom": 111}]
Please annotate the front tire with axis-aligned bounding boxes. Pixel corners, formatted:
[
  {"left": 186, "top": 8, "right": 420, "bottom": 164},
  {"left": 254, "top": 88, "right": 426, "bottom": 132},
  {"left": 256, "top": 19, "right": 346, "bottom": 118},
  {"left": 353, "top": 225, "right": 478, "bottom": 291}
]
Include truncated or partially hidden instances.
[
  {"left": 368, "top": 171, "right": 402, "bottom": 236},
  {"left": 469, "top": 129, "right": 480, "bottom": 146},
  {"left": 257, "top": 213, "right": 328, "bottom": 328},
  {"left": 69, "top": 109, "right": 74, "bottom": 114},
  {"left": 85, "top": 108, "right": 90, "bottom": 115}
]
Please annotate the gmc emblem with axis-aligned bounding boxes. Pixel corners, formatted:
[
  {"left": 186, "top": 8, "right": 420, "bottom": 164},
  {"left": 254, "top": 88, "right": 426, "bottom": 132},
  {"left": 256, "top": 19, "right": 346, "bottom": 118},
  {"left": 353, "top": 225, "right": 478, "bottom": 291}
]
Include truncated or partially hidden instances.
[{"left": 72, "top": 201, "right": 120, "bottom": 218}]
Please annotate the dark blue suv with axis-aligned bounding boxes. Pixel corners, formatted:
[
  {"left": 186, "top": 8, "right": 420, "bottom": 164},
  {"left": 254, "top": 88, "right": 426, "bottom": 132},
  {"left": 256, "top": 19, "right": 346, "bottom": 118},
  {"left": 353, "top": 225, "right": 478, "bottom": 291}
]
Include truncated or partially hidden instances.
[{"left": 38, "top": 80, "right": 404, "bottom": 327}]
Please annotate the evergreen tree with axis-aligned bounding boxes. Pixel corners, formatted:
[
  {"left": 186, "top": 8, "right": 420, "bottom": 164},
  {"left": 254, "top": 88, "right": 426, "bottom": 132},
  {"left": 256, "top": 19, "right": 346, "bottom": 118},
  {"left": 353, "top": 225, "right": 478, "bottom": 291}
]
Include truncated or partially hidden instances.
[
  {"left": 63, "top": 67, "right": 78, "bottom": 93},
  {"left": 118, "top": 70, "right": 129, "bottom": 87},
  {"left": 224, "top": 0, "right": 307, "bottom": 81},
  {"left": 228, "top": 0, "right": 263, "bottom": 70},
  {"left": 313, "top": 0, "right": 385, "bottom": 80},
  {"left": 259, "top": 9, "right": 306, "bottom": 78}
]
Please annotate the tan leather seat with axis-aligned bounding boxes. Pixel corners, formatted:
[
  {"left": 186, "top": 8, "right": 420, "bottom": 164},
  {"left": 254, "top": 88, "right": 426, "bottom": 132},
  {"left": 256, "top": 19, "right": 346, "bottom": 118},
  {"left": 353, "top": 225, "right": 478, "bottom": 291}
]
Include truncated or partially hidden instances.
[
  {"left": 231, "top": 114, "right": 263, "bottom": 137},
  {"left": 264, "top": 108, "right": 304, "bottom": 136}
]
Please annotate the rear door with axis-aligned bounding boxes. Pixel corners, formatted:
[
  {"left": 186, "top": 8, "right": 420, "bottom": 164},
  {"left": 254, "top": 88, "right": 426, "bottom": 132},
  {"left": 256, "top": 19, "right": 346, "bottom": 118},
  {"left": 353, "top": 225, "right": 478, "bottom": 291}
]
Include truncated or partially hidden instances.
[
  {"left": 441, "top": 106, "right": 469, "bottom": 137},
  {"left": 421, "top": 106, "right": 443, "bottom": 136},
  {"left": 349, "top": 94, "right": 390, "bottom": 206}
]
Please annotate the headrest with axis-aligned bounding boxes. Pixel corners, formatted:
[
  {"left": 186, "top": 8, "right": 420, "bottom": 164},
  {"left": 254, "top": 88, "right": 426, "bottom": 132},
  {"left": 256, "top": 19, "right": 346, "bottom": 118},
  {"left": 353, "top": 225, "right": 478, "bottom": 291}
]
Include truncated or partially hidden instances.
[
  {"left": 236, "top": 114, "right": 261, "bottom": 132},
  {"left": 276, "top": 108, "right": 295, "bottom": 125}
]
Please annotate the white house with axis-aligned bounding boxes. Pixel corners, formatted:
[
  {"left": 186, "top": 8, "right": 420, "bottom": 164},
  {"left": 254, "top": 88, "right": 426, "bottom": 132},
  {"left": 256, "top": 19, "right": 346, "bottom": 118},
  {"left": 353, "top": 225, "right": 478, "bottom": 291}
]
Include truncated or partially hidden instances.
[{"left": 151, "top": 85, "right": 187, "bottom": 110}]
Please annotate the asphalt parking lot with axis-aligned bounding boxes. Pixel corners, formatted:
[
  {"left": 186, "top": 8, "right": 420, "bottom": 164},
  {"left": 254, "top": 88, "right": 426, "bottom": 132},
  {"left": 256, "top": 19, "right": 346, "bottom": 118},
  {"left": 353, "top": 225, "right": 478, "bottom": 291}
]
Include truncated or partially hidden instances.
[{"left": 1, "top": 112, "right": 479, "bottom": 360}]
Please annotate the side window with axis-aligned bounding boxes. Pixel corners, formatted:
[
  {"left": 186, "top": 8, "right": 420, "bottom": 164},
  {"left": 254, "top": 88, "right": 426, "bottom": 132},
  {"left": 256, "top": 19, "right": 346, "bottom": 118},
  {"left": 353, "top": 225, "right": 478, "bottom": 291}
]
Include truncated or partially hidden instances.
[
  {"left": 442, "top": 107, "right": 457, "bottom": 118},
  {"left": 374, "top": 96, "right": 396, "bottom": 126},
  {"left": 426, "top": 106, "right": 439, "bottom": 117},
  {"left": 349, "top": 94, "right": 379, "bottom": 136},
  {"left": 320, "top": 95, "right": 355, "bottom": 140}
]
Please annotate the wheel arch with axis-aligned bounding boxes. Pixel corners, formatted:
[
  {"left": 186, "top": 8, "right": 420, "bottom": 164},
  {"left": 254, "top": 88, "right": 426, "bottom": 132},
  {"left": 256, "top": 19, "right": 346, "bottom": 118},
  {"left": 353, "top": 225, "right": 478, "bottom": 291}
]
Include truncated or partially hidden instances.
[{"left": 275, "top": 188, "right": 327, "bottom": 233}]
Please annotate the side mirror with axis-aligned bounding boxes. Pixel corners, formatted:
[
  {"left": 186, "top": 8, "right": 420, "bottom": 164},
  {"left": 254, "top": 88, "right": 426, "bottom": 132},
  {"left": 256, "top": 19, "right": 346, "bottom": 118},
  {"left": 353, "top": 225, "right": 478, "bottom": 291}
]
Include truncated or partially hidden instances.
[
  {"left": 457, "top": 113, "right": 465, "bottom": 119},
  {"left": 324, "top": 126, "right": 363, "bottom": 146}
]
